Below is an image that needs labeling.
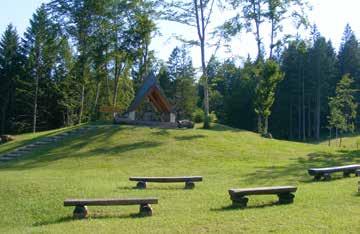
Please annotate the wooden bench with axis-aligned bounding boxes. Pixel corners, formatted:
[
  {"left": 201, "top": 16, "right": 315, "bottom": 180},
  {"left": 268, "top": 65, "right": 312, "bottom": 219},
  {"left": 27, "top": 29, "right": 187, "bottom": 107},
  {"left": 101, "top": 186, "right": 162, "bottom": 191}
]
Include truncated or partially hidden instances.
[
  {"left": 64, "top": 198, "right": 158, "bottom": 218},
  {"left": 228, "top": 186, "right": 297, "bottom": 208},
  {"left": 129, "top": 176, "right": 203, "bottom": 189},
  {"left": 308, "top": 164, "right": 360, "bottom": 181}
]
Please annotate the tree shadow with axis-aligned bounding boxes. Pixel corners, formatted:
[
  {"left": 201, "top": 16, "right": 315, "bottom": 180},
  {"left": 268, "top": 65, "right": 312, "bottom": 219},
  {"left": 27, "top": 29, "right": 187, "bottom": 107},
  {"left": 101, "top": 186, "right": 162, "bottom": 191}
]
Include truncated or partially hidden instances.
[
  {"left": 242, "top": 149, "right": 360, "bottom": 184},
  {"left": 201, "top": 124, "right": 249, "bottom": 133},
  {"left": 174, "top": 135, "right": 206, "bottom": 141},
  {"left": 0, "top": 126, "right": 162, "bottom": 170},
  {"left": 211, "top": 201, "right": 281, "bottom": 212},
  {"left": 33, "top": 212, "right": 147, "bottom": 227},
  {"left": 151, "top": 129, "right": 170, "bottom": 136}
]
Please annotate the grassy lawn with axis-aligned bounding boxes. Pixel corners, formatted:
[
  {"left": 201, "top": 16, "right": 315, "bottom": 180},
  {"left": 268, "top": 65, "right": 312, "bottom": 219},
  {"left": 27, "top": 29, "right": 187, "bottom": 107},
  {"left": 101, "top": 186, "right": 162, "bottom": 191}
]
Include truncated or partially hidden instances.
[{"left": 0, "top": 124, "right": 359, "bottom": 233}]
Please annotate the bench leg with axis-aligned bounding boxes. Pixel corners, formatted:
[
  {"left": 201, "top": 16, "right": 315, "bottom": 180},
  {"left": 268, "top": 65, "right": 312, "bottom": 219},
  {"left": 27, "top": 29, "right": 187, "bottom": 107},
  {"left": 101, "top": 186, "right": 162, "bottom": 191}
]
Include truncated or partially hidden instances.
[
  {"left": 314, "top": 175, "right": 322, "bottom": 181},
  {"left": 231, "top": 196, "right": 248, "bottom": 208},
  {"left": 278, "top": 193, "right": 295, "bottom": 204},
  {"left": 343, "top": 171, "right": 351, "bottom": 177},
  {"left": 185, "top": 181, "right": 195, "bottom": 189},
  {"left": 139, "top": 204, "right": 153, "bottom": 216},
  {"left": 356, "top": 171, "right": 360, "bottom": 177},
  {"left": 323, "top": 173, "right": 332, "bottom": 181},
  {"left": 136, "top": 181, "right": 147, "bottom": 189},
  {"left": 73, "top": 205, "right": 88, "bottom": 219}
]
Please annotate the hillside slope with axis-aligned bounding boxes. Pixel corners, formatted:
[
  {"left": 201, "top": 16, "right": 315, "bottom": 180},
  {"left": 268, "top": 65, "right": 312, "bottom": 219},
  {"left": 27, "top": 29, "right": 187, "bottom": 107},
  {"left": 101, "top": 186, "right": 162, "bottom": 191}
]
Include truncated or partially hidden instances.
[{"left": 0, "top": 124, "right": 359, "bottom": 233}]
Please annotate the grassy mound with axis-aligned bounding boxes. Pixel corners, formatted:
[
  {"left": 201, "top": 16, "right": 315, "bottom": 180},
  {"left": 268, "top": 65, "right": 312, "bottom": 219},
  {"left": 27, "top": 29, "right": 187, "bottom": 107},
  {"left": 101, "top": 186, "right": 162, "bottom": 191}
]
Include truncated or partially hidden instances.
[{"left": 0, "top": 124, "right": 359, "bottom": 233}]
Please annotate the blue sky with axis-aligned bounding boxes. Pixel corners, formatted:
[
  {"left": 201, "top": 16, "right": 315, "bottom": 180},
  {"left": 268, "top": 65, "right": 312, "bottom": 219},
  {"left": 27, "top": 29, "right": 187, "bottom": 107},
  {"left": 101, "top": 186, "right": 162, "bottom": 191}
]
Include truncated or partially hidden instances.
[{"left": 1, "top": 0, "right": 359, "bottom": 67}]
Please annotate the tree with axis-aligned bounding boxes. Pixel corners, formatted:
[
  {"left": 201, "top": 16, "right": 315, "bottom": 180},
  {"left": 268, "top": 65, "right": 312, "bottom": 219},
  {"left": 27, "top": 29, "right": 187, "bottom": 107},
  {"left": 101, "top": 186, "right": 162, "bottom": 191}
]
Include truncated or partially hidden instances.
[
  {"left": 254, "top": 59, "right": 284, "bottom": 135},
  {"left": 23, "top": 4, "right": 58, "bottom": 132},
  {"left": 160, "top": 0, "right": 218, "bottom": 128},
  {"left": 166, "top": 46, "right": 197, "bottom": 119},
  {"left": 0, "top": 25, "right": 24, "bottom": 134},
  {"left": 48, "top": 0, "right": 102, "bottom": 124},
  {"left": 307, "top": 31, "right": 338, "bottom": 140},
  {"left": 337, "top": 24, "right": 360, "bottom": 129},
  {"left": 328, "top": 74, "right": 357, "bottom": 146}
]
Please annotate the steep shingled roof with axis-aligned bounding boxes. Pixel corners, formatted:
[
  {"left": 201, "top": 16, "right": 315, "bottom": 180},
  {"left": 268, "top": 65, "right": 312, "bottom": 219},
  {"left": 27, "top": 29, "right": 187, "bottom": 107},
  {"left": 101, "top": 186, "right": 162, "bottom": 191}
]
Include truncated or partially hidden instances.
[{"left": 127, "top": 72, "right": 173, "bottom": 113}]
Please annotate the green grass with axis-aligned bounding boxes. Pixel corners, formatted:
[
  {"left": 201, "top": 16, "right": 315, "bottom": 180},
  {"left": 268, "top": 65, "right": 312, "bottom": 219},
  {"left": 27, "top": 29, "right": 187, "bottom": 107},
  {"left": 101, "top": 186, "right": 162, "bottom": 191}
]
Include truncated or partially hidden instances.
[{"left": 0, "top": 124, "right": 359, "bottom": 233}]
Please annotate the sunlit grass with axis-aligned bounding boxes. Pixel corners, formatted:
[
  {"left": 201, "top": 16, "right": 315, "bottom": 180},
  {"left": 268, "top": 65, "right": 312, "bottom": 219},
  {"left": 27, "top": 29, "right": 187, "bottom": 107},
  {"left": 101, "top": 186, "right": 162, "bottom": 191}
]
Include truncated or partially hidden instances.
[{"left": 0, "top": 124, "right": 359, "bottom": 233}]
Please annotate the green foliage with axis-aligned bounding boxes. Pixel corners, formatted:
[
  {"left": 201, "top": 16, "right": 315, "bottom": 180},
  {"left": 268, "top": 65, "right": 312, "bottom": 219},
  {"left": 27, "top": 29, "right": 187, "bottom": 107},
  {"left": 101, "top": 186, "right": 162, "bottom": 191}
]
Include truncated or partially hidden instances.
[
  {"left": 328, "top": 74, "right": 357, "bottom": 134},
  {"left": 0, "top": 24, "right": 27, "bottom": 134},
  {"left": 192, "top": 108, "right": 204, "bottom": 123},
  {"left": 209, "top": 111, "right": 218, "bottom": 123},
  {"left": 255, "top": 59, "right": 284, "bottom": 134}
]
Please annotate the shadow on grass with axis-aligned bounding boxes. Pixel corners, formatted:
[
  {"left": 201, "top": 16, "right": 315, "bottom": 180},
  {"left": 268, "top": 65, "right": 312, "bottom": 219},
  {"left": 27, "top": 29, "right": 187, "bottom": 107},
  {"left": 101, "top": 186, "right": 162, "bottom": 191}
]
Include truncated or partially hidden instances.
[
  {"left": 174, "top": 135, "right": 206, "bottom": 141},
  {"left": 33, "top": 212, "right": 147, "bottom": 226},
  {"left": 151, "top": 129, "right": 170, "bottom": 136},
  {"left": 211, "top": 201, "right": 282, "bottom": 212},
  {"left": 242, "top": 149, "right": 360, "bottom": 184},
  {"left": 0, "top": 126, "right": 161, "bottom": 170},
  {"left": 200, "top": 124, "right": 248, "bottom": 133},
  {"left": 117, "top": 186, "right": 190, "bottom": 191}
]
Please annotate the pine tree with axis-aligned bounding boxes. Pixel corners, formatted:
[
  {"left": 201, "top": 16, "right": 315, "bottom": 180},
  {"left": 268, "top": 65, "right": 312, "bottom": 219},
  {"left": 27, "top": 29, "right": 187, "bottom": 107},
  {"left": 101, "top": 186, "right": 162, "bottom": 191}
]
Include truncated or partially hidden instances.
[
  {"left": 166, "top": 46, "right": 197, "bottom": 119},
  {"left": 0, "top": 25, "right": 25, "bottom": 134},
  {"left": 22, "top": 4, "right": 58, "bottom": 132}
]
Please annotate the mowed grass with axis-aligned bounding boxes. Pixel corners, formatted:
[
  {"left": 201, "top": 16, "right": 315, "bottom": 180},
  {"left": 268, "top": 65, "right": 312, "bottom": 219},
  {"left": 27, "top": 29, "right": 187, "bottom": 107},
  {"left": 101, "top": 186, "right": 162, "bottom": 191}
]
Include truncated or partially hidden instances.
[{"left": 0, "top": 124, "right": 359, "bottom": 233}]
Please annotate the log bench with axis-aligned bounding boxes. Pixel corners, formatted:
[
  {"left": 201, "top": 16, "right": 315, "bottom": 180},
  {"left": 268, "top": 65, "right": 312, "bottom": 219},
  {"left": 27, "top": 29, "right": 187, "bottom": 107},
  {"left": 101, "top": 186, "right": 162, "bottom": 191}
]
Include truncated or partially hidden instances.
[
  {"left": 129, "top": 176, "right": 203, "bottom": 189},
  {"left": 228, "top": 186, "right": 297, "bottom": 208},
  {"left": 308, "top": 164, "right": 360, "bottom": 181},
  {"left": 64, "top": 198, "right": 158, "bottom": 218}
]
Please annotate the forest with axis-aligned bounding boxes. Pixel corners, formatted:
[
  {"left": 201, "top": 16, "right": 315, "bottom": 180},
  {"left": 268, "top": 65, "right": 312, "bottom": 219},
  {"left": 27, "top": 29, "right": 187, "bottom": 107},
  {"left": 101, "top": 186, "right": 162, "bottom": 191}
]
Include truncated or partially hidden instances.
[{"left": 0, "top": 0, "right": 359, "bottom": 141}]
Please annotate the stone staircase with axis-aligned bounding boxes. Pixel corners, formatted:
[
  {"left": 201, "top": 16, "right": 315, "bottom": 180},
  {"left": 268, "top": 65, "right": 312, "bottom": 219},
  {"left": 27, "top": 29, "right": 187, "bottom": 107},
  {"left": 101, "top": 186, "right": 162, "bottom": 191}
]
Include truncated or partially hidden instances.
[{"left": 0, "top": 125, "right": 98, "bottom": 163}]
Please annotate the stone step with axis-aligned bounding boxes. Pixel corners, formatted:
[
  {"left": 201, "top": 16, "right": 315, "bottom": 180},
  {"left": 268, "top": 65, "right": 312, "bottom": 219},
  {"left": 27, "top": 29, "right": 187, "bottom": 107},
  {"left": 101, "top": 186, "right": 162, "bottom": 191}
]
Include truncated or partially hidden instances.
[
  {"left": 26, "top": 144, "right": 38, "bottom": 148},
  {"left": 16, "top": 148, "right": 30, "bottom": 152},
  {"left": 6, "top": 153, "right": 22, "bottom": 158},
  {"left": 34, "top": 141, "right": 49, "bottom": 145},
  {"left": 0, "top": 157, "right": 14, "bottom": 162}
]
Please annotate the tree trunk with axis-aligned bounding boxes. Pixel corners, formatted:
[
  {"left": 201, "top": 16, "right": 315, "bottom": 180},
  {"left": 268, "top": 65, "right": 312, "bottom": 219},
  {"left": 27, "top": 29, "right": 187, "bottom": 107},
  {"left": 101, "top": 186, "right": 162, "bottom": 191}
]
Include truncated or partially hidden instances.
[
  {"left": 258, "top": 115, "right": 262, "bottom": 134},
  {"left": 289, "top": 98, "right": 293, "bottom": 139},
  {"left": 79, "top": 84, "right": 85, "bottom": 124},
  {"left": 302, "top": 66, "right": 306, "bottom": 141},
  {"left": 328, "top": 128, "right": 331, "bottom": 146},
  {"left": 93, "top": 82, "right": 101, "bottom": 120},
  {"left": 0, "top": 105, "right": 6, "bottom": 134},
  {"left": 307, "top": 96, "right": 311, "bottom": 138},
  {"left": 335, "top": 128, "right": 338, "bottom": 146},
  {"left": 264, "top": 116, "right": 268, "bottom": 135},
  {"left": 315, "top": 84, "right": 321, "bottom": 140},
  {"left": 195, "top": 0, "right": 210, "bottom": 128},
  {"left": 339, "top": 134, "right": 342, "bottom": 147},
  {"left": 269, "top": 18, "right": 275, "bottom": 59},
  {"left": 33, "top": 76, "right": 39, "bottom": 133},
  {"left": 298, "top": 95, "right": 301, "bottom": 140},
  {"left": 253, "top": 1, "right": 262, "bottom": 61}
]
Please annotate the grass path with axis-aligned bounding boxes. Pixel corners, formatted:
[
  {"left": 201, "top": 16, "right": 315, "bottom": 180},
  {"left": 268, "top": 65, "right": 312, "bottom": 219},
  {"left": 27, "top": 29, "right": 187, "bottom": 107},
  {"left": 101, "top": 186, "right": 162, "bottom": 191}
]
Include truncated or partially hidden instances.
[{"left": 0, "top": 124, "right": 359, "bottom": 233}]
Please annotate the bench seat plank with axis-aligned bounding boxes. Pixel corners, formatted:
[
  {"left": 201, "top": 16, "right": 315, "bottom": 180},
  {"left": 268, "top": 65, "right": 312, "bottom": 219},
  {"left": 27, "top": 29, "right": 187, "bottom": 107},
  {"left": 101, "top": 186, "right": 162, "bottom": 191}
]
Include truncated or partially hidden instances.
[
  {"left": 129, "top": 176, "right": 203, "bottom": 183},
  {"left": 229, "top": 186, "right": 297, "bottom": 196},
  {"left": 64, "top": 198, "right": 158, "bottom": 206},
  {"left": 308, "top": 164, "right": 360, "bottom": 175}
]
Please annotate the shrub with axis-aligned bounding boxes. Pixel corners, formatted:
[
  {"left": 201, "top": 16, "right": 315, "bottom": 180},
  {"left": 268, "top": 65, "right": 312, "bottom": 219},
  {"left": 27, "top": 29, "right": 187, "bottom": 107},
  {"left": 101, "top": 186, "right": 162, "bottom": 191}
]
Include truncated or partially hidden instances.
[
  {"left": 192, "top": 109, "right": 204, "bottom": 123},
  {"left": 209, "top": 112, "right": 218, "bottom": 123}
]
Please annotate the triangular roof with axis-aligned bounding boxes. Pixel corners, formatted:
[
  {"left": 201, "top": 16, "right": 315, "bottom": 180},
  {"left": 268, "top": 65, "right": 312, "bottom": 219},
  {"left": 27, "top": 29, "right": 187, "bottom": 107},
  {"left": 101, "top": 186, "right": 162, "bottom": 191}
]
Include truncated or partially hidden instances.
[{"left": 127, "top": 72, "right": 173, "bottom": 113}]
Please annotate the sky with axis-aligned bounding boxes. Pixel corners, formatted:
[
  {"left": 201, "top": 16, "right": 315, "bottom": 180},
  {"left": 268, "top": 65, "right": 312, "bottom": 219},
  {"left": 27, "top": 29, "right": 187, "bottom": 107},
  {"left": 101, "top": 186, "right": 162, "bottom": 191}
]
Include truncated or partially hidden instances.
[{"left": 1, "top": 0, "right": 360, "bottom": 68}]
